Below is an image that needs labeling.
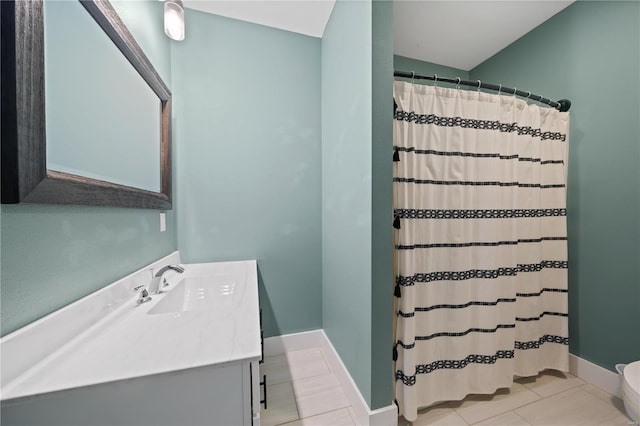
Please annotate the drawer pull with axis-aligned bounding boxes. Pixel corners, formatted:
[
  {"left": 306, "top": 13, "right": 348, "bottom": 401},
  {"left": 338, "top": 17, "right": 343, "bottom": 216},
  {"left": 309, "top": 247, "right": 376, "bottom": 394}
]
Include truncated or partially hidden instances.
[{"left": 260, "top": 374, "right": 267, "bottom": 409}]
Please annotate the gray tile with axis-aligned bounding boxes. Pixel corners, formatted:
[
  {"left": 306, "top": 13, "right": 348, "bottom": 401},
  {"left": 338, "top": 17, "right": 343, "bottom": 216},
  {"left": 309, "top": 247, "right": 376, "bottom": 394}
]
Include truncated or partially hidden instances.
[
  {"left": 514, "top": 386, "right": 631, "bottom": 425},
  {"left": 580, "top": 384, "right": 628, "bottom": 416},
  {"left": 281, "top": 408, "right": 355, "bottom": 426},
  {"left": 451, "top": 383, "right": 540, "bottom": 424},
  {"left": 292, "top": 373, "right": 350, "bottom": 419},
  {"left": 261, "top": 354, "right": 293, "bottom": 385},
  {"left": 262, "top": 347, "right": 331, "bottom": 386},
  {"left": 516, "top": 370, "right": 585, "bottom": 397},
  {"left": 473, "top": 411, "right": 531, "bottom": 426},
  {"left": 413, "top": 404, "right": 469, "bottom": 425},
  {"left": 261, "top": 381, "right": 299, "bottom": 426},
  {"left": 286, "top": 348, "right": 332, "bottom": 381}
]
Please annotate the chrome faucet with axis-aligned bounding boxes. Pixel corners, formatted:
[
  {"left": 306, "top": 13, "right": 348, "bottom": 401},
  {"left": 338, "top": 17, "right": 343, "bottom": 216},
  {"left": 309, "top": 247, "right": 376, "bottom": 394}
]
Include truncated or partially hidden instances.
[{"left": 148, "top": 264, "right": 185, "bottom": 294}]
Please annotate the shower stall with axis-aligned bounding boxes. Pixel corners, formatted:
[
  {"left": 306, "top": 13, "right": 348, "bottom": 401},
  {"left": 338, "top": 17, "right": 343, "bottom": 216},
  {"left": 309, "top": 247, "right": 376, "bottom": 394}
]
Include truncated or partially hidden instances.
[{"left": 392, "top": 76, "right": 571, "bottom": 422}]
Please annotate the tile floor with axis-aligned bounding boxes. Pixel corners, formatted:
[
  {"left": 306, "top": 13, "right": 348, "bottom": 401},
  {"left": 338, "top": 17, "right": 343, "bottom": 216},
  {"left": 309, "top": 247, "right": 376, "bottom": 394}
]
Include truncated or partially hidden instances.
[
  {"left": 260, "top": 346, "right": 357, "bottom": 426},
  {"left": 399, "top": 370, "right": 632, "bottom": 426},
  {"left": 260, "top": 346, "right": 633, "bottom": 426}
]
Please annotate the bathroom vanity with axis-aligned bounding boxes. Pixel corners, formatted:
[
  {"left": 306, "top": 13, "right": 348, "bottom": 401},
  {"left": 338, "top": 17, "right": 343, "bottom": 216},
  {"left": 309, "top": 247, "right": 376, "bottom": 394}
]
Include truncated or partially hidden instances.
[{"left": 0, "top": 254, "right": 264, "bottom": 426}]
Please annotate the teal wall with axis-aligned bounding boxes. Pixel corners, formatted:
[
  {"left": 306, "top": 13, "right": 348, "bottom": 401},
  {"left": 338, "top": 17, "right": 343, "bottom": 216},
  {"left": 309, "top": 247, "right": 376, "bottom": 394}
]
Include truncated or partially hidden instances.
[
  {"left": 321, "top": 0, "right": 373, "bottom": 406},
  {"left": 171, "top": 9, "right": 322, "bottom": 338},
  {"left": 470, "top": 1, "right": 640, "bottom": 371},
  {"left": 394, "top": 54, "right": 470, "bottom": 81},
  {"left": 321, "top": 1, "right": 394, "bottom": 409},
  {"left": 322, "top": 0, "right": 394, "bottom": 409},
  {"left": 1, "top": 206, "right": 176, "bottom": 335},
  {"left": 0, "top": 1, "right": 176, "bottom": 337},
  {"left": 112, "top": 0, "right": 171, "bottom": 83},
  {"left": 370, "top": 0, "right": 394, "bottom": 410}
]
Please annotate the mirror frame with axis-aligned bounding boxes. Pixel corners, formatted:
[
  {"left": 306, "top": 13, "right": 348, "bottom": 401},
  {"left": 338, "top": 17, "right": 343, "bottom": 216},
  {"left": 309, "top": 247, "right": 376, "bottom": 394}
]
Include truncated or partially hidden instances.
[{"left": 1, "top": 0, "right": 172, "bottom": 209}]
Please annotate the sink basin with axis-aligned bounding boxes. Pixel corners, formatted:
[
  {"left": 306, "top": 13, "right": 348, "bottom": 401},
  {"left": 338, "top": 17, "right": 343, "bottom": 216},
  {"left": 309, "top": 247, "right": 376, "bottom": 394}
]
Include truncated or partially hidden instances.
[{"left": 148, "top": 275, "right": 236, "bottom": 315}]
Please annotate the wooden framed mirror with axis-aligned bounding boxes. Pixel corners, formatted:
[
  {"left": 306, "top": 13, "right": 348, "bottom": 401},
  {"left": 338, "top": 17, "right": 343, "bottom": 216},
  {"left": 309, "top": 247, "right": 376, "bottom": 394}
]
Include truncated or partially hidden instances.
[{"left": 1, "top": 0, "right": 172, "bottom": 209}]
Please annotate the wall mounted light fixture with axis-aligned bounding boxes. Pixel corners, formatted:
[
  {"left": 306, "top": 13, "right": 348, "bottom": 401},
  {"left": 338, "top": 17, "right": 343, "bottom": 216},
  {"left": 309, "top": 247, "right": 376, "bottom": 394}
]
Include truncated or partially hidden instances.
[{"left": 164, "top": 0, "right": 185, "bottom": 41}]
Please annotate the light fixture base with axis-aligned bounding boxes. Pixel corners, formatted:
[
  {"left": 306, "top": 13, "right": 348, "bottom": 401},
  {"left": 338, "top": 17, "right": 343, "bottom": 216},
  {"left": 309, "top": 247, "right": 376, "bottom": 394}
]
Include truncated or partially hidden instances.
[{"left": 164, "top": 0, "right": 185, "bottom": 41}]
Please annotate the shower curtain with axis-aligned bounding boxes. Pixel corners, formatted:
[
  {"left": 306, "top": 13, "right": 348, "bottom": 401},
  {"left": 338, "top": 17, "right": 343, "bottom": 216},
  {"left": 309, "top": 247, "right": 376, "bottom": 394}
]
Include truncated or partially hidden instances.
[{"left": 393, "top": 81, "right": 570, "bottom": 421}]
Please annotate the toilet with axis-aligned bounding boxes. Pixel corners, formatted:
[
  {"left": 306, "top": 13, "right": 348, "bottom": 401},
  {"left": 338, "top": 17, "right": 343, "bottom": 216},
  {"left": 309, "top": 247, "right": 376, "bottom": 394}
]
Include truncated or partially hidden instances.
[{"left": 616, "top": 362, "right": 640, "bottom": 422}]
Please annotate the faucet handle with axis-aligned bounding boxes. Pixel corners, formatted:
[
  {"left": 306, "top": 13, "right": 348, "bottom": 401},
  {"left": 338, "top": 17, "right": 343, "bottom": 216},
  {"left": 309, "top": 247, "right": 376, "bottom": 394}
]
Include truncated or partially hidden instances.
[{"left": 135, "top": 285, "right": 152, "bottom": 305}]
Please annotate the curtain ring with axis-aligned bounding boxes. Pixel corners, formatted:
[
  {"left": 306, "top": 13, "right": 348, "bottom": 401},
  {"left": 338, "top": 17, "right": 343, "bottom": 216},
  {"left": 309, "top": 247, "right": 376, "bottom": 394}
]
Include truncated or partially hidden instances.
[
  {"left": 526, "top": 91, "right": 531, "bottom": 99},
  {"left": 477, "top": 80, "right": 481, "bottom": 91},
  {"left": 513, "top": 87, "right": 517, "bottom": 98},
  {"left": 498, "top": 84, "right": 502, "bottom": 95},
  {"left": 434, "top": 74, "right": 438, "bottom": 87},
  {"left": 455, "top": 77, "right": 461, "bottom": 90},
  {"left": 411, "top": 71, "right": 415, "bottom": 83}
]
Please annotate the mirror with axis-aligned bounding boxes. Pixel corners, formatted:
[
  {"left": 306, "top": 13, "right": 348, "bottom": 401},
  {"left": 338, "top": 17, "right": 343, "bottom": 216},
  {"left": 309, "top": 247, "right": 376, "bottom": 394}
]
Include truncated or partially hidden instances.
[
  {"left": 1, "top": 0, "right": 172, "bottom": 209},
  {"left": 45, "top": 0, "right": 162, "bottom": 193}
]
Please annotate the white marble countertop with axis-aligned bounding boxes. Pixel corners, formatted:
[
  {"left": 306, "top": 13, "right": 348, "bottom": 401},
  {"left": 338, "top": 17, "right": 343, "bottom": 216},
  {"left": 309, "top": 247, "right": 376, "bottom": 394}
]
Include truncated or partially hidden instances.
[{"left": 1, "top": 255, "right": 261, "bottom": 401}]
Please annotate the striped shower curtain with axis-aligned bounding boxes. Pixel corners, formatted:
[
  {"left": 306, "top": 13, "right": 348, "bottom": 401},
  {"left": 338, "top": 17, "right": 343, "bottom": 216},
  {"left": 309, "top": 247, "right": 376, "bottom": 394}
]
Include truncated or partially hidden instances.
[{"left": 392, "top": 81, "right": 570, "bottom": 421}]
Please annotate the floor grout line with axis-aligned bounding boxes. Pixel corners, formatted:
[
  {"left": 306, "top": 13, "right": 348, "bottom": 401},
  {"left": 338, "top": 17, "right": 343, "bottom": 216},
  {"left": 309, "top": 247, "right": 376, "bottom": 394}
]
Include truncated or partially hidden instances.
[
  {"left": 468, "top": 409, "right": 529, "bottom": 426},
  {"left": 466, "top": 381, "right": 627, "bottom": 426},
  {"left": 275, "top": 406, "right": 355, "bottom": 426},
  {"left": 267, "top": 348, "right": 627, "bottom": 426},
  {"left": 262, "top": 346, "right": 351, "bottom": 426},
  {"left": 444, "top": 376, "right": 626, "bottom": 426}
]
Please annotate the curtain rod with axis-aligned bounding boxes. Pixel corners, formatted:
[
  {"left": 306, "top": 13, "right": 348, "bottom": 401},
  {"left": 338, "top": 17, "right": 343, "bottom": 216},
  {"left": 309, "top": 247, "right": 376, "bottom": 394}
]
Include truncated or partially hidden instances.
[{"left": 394, "top": 71, "right": 571, "bottom": 112}]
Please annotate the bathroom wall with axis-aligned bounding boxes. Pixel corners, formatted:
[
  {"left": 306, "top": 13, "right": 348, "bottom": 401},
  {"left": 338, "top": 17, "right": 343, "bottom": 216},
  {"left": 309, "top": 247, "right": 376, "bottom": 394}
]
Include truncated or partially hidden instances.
[
  {"left": 322, "top": 0, "right": 373, "bottom": 406},
  {"left": 172, "top": 1, "right": 394, "bottom": 409},
  {"left": 321, "top": 0, "right": 394, "bottom": 410},
  {"left": 0, "top": 2, "right": 176, "bottom": 337},
  {"left": 171, "top": 9, "right": 323, "bottom": 338},
  {"left": 371, "top": 0, "right": 394, "bottom": 410},
  {"left": 470, "top": 1, "right": 640, "bottom": 371},
  {"left": 111, "top": 1, "right": 170, "bottom": 83},
  {"left": 394, "top": 55, "right": 470, "bottom": 81}
]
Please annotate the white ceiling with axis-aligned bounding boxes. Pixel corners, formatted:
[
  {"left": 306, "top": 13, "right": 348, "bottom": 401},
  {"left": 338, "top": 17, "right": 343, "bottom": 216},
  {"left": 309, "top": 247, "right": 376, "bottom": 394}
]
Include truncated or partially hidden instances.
[
  {"left": 394, "top": 1, "right": 574, "bottom": 71},
  {"left": 183, "top": 0, "right": 336, "bottom": 38},
  {"left": 183, "top": 0, "right": 573, "bottom": 71}
]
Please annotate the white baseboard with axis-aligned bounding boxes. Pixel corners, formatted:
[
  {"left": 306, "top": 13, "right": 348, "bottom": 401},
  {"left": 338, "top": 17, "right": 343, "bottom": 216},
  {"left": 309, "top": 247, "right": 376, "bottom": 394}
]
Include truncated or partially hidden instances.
[
  {"left": 263, "top": 330, "right": 325, "bottom": 356},
  {"left": 569, "top": 353, "right": 621, "bottom": 398},
  {"left": 318, "top": 331, "right": 397, "bottom": 426},
  {"left": 263, "top": 330, "right": 397, "bottom": 426}
]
